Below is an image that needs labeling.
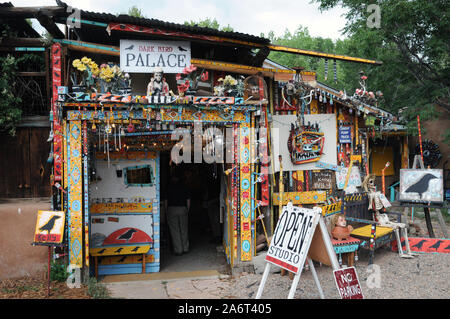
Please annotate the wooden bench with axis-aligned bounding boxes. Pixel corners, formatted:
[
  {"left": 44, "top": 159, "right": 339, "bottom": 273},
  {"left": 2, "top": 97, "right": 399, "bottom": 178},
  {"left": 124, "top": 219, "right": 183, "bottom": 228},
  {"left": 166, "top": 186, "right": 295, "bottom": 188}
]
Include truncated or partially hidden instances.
[
  {"left": 340, "top": 193, "right": 401, "bottom": 264},
  {"left": 90, "top": 245, "right": 150, "bottom": 278}
]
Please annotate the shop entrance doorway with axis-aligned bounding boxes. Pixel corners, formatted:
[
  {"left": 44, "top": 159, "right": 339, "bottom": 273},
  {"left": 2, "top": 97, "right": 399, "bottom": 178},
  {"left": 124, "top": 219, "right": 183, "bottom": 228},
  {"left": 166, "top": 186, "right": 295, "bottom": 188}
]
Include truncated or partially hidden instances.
[{"left": 159, "top": 153, "right": 228, "bottom": 273}]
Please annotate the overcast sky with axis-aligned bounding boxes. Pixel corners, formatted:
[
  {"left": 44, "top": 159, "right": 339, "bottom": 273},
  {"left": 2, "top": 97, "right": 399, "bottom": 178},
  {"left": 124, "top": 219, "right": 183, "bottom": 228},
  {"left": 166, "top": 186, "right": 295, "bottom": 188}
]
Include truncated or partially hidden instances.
[{"left": 10, "top": 0, "right": 348, "bottom": 40}]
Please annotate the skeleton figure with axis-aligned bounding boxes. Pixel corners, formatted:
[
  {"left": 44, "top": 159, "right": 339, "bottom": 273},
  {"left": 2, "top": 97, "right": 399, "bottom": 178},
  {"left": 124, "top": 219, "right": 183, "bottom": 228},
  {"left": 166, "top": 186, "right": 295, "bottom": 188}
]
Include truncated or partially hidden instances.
[{"left": 362, "top": 174, "right": 417, "bottom": 258}]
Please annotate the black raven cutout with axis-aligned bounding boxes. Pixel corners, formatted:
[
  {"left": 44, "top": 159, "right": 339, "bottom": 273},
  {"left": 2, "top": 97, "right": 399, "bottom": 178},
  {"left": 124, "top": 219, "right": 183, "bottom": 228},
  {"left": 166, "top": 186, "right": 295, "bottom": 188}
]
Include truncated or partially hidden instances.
[
  {"left": 405, "top": 173, "right": 438, "bottom": 199},
  {"left": 39, "top": 215, "right": 61, "bottom": 234},
  {"left": 117, "top": 228, "right": 138, "bottom": 242}
]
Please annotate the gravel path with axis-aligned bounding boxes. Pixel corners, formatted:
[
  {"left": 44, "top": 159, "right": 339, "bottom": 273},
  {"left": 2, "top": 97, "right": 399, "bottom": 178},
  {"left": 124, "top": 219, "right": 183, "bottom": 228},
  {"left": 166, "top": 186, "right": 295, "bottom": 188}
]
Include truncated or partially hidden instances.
[{"left": 221, "top": 248, "right": 450, "bottom": 299}]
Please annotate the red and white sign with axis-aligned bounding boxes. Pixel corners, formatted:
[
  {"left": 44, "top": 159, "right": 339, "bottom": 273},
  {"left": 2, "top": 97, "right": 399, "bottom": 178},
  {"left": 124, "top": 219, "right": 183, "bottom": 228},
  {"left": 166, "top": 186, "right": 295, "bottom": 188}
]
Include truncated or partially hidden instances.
[
  {"left": 333, "top": 267, "right": 364, "bottom": 299},
  {"left": 265, "top": 204, "right": 321, "bottom": 274}
]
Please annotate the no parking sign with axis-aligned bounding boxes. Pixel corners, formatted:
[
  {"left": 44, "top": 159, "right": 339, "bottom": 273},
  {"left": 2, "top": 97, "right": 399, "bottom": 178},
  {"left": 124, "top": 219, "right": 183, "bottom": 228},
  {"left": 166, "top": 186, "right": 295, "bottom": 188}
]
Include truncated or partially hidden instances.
[{"left": 333, "top": 266, "right": 364, "bottom": 299}]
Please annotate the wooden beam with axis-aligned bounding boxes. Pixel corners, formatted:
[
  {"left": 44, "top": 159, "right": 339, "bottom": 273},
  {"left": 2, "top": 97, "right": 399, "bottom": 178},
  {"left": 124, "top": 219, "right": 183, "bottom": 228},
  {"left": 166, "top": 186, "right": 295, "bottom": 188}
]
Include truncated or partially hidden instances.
[
  {"left": 52, "top": 39, "right": 120, "bottom": 56},
  {"left": 36, "top": 12, "right": 65, "bottom": 39},
  {"left": 268, "top": 44, "right": 383, "bottom": 65},
  {"left": 191, "top": 58, "right": 295, "bottom": 78},
  {"left": 17, "top": 72, "right": 46, "bottom": 77},
  {"left": 106, "top": 22, "right": 382, "bottom": 65},
  {"left": 0, "top": 37, "right": 47, "bottom": 47},
  {"left": 0, "top": 6, "right": 65, "bottom": 19}
]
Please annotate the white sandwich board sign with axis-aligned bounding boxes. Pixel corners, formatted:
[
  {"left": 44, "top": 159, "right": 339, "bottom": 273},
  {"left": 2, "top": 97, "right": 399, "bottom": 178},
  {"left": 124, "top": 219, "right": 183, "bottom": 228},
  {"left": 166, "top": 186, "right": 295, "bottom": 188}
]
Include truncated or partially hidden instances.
[
  {"left": 265, "top": 204, "right": 321, "bottom": 274},
  {"left": 256, "top": 202, "right": 356, "bottom": 299}
]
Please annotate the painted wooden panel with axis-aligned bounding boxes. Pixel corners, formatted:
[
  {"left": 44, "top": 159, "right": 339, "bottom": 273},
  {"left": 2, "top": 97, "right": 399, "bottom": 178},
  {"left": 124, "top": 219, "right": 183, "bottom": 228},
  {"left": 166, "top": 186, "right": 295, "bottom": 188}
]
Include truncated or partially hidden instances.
[
  {"left": 240, "top": 122, "right": 252, "bottom": 261},
  {"left": 399, "top": 169, "right": 444, "bottom": 203},
  {"left": 272, "top": 191, "right": 327, "bottom": 205},
  {"left": 68, "top": 120, "right": 83, "bottom": 267}
]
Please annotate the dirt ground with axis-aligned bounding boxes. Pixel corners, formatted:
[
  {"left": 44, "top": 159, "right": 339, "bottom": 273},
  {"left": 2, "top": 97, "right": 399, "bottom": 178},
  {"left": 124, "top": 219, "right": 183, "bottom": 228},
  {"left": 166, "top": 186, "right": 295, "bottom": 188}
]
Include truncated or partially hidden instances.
[{"left": 0, "top": 276, "right": 91, "bottom": 299}]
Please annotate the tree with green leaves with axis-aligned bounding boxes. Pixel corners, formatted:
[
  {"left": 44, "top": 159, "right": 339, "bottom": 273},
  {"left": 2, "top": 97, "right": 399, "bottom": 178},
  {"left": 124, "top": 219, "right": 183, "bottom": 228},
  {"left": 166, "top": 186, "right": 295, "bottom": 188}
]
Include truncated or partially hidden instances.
[
  {"left": 312, "top": 0, "right": 449, "bottom": 129},
  {"left": 126, "top": 5, "right": 146, "bottom": 18},
  {"left": 184, "top": 18, "right": 234, "bottom": 32},
  {"left": 0, "top": 55, "right": 22, "bottom": 136}
]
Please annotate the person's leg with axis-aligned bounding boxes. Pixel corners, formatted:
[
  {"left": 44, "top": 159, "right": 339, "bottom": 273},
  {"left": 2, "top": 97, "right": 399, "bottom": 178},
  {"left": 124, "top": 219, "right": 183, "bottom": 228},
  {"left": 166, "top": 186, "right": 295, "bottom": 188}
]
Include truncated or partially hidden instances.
[
  {"left": 207, "top": 199, "right": 221, "bottom": 242},
  {"left": 179, "top": 207, "right": 190, "bottom": 253},
  {"left": 167, "top": 207, "right": 183, "bottom": 255}
]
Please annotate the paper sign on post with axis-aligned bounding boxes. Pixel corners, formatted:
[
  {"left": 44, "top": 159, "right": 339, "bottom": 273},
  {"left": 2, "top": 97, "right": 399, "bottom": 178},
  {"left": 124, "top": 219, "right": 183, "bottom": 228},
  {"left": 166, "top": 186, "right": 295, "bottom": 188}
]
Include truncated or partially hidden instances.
[{"left": 265, "top": 203, "right": 321, "bottom": 274}]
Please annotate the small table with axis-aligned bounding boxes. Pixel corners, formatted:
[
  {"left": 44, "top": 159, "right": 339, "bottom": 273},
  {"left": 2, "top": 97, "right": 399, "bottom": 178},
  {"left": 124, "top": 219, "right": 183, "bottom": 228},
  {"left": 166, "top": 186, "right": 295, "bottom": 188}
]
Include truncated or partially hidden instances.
[{"left": 332, "top": 236, "right": 361, "bottom": 267}]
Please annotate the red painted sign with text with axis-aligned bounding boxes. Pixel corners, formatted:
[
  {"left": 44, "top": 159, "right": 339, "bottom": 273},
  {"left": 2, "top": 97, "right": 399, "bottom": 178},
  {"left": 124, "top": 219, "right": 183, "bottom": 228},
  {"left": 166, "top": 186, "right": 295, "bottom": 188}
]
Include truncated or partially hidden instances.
[{"left": 333, "top": 267, "right": 364, "bottom": 299}]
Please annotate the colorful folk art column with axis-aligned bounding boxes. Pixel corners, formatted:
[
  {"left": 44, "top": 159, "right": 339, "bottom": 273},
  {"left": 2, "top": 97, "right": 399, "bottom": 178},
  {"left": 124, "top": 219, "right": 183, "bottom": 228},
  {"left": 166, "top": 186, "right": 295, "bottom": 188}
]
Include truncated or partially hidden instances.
[
  {"left": 240, "top": 121, "right": 252, "bottom": 261},
  {"left": 51, "top": 43, "right": 62, "bottom": 183},
  {"left": 82, "top": 121, "right": 89, "bottom": 267},
  {"left": 68, "top": 120, "right": 83, "bottom": 267}
]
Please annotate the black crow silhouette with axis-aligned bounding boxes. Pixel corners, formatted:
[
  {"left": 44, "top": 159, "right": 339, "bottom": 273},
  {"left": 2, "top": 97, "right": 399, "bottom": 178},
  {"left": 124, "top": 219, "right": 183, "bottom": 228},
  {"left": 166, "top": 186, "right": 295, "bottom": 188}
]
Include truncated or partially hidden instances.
[
  {"left": 97, "top": 248, "right": 106, "bottom": 254},
  {"left": 178, "top": 46, "right": 187, "bottom": 51},
  {"left": 39, "top": 215, "right": 61, "bottom": 234},
  {"left": 117, "top": 228, "right": 138, "bottom": 242},
  {"left": 114, "top": 247, "right": 123, "bottom": 253},
  {"left": 444, "top": 244, "right": 450, "bottom": 250},
  {"left": 118, "top": 256, "right": 127, "bottom": 262},
  {"left": 405, "top": 173, "right": 439, "bottom": 199},
  {"left": 131, "top": 246, "right": 140, "bottom": 252},
  {"left": 124, "top": 45, "right": 134, "bottom": 50},
  {"left": 412, "top": 239, "right": 427, "bottom": 249},
  {"left": 429, "top": 240, "right": 444, "bottom": 250}
]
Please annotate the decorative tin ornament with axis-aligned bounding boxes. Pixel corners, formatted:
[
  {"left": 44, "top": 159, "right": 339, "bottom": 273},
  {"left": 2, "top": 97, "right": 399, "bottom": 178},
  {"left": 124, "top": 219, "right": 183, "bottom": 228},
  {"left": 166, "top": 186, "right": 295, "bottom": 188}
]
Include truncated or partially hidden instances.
[{"left": 287, "top": 121, "right": 325, "bottom": 165}]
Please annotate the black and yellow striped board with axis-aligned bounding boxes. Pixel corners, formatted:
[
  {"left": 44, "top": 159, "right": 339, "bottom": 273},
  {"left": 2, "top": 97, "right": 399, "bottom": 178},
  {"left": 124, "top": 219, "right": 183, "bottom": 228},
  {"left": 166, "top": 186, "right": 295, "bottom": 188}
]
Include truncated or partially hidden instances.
[{"left": 90, "top": 244, "right": 151, "bottom": 256}]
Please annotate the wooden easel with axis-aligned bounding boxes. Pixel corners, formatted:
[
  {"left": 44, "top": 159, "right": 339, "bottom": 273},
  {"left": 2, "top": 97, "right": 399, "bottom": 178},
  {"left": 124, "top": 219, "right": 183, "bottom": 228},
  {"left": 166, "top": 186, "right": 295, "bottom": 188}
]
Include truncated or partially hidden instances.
[{"left": 255, "top": 204, "right": 341, "bottom": 299}]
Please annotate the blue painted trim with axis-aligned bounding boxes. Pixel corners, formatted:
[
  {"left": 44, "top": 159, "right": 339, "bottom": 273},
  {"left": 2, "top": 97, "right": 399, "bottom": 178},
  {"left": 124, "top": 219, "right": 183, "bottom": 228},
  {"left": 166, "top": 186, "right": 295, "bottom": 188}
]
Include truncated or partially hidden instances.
[{"left": 52, "top": 39, "right": 119, "bottom": 53}]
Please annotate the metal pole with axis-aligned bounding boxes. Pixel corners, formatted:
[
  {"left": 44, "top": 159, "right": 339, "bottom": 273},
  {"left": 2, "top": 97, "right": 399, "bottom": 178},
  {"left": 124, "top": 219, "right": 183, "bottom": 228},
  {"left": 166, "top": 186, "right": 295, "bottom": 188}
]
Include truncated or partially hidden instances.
[{"left": 47, "top": 246, "right": 52, "bottom": 297}]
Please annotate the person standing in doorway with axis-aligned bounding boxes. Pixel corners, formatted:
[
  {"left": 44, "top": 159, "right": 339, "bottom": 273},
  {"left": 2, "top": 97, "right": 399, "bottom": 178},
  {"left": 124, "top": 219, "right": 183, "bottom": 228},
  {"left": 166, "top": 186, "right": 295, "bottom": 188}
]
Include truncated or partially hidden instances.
[
  {"left": 165, "top": 169, "right": 191, "bottom": 256},
  {"left": 203, "top": 172, "right": 221, "bottom": 244}
]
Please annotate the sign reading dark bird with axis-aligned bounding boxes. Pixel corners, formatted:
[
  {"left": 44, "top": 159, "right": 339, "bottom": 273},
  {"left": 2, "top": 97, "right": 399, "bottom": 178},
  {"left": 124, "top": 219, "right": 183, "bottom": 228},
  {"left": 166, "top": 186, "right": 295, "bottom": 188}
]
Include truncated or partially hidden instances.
[
  {"left": 117, "top": 228, "right": 138, "bottom": 242},
  {"left": 39, "top": 215, "right": 61, "bottom": 234},
  {"left": 124, "top": 45, "right": 134, "bottom": 50},
  {"left": 405, "top": 173, "right": 438, "bottom": 199}
]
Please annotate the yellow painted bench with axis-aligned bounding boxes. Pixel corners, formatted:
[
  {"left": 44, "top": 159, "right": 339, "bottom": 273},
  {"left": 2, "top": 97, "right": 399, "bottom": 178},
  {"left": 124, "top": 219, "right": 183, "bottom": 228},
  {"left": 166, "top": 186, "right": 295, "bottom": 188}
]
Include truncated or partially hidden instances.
[{"left": 90, "top": 245, "right": 151, "bottom": 278}]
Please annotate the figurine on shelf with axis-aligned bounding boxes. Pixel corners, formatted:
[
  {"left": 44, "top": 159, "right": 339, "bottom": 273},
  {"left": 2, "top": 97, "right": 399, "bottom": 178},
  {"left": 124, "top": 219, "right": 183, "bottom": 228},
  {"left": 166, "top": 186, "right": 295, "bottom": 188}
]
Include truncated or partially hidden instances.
[
  {"left": 331, "top": 213, "right": 353, "bottom": 241},
  {"left": 147, "top": 67, "right": 170, "bottom": 96},
  {"left": 362, "top": 174, "right": 417, "bottom": 258}
]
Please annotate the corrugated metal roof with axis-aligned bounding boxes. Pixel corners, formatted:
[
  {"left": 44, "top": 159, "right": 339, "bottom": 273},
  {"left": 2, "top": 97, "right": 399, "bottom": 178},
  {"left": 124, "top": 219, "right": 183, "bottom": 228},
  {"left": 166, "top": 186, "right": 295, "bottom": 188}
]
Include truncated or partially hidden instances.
[{"left": 56, "top": 1, "right": 270, "bottom": 45}]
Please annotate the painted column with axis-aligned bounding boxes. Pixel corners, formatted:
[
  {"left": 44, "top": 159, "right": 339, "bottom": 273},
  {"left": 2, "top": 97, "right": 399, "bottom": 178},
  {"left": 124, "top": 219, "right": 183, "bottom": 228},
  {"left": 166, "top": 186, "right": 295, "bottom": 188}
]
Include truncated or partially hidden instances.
[
  {"left": 68, "top": 120, "right": 83, "bottom": 268},
  {"left": 51, "top": 43, "right": 62, "bottom": 183},
  {"left": 82, "top": 121, "right": 89, "bottom": 267},
  {"left": 240, "top": 119, "right": 252, "bottom": 261}
]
